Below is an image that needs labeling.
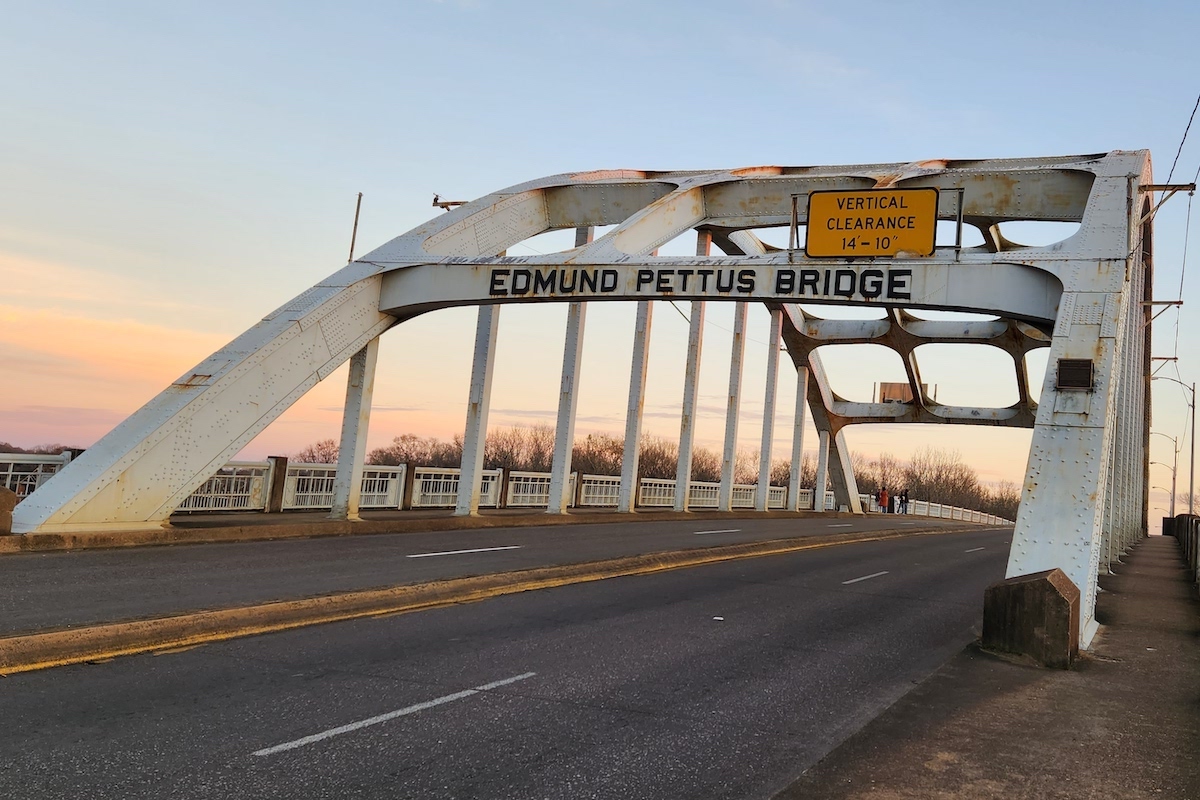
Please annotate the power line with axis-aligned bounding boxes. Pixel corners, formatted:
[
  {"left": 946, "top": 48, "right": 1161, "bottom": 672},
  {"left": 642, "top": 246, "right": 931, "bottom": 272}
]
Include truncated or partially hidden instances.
[{"left": 1165, "top": 92, "right": 1200, "bottom": 185}]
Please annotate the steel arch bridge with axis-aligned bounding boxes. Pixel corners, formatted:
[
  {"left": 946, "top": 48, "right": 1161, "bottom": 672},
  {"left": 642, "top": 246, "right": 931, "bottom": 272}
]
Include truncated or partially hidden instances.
[{"left": 13, "top": 151, "right": 1155, "bottom": 646}]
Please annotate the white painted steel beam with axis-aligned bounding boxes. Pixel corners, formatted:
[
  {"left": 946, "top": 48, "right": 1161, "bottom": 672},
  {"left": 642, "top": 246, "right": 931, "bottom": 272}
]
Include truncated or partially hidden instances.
[
  {"left": 719, "top": 303, "right": 748, "bottom": 512},
  {"left": 456, "top": 305, "right": 500, "bottom": 517},
  {"left": 756, "top": 308, "right": 783, "bottom": 511},
  {"left": 674, "top": 234, "right": 712, "bottom": 512},
  {"left": 788, "top": 367, "right": 810, "bottom": 512},
  {"left": 618, "top": 301, "right": 653, "bottom": 513},
  {"left": 548, "top": 301, "right": 587, "bottom": 514},
  {"left": 813, "top": 430, "right": 830, "bottom": 513},
  {"left": 330, "top": 337, "right": 380, "bottom": 521},
  {"left": 548, "top": 226, "right": 593, "bottom": 514}
]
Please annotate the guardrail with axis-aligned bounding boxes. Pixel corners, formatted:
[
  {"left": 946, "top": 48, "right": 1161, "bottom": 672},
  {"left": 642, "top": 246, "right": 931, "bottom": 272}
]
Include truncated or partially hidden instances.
[
  {"left": 1167, "top": 515, "right": 1200, "bottom": 588},
  {"left": 176, "top": 462, "right": 272, "bottom": 511},
  {"left": 0, "top": 453, "right": 72, "bottom": 500},
  {"left": 4, "top": 453, "right": 1011, "bottom": 524}
]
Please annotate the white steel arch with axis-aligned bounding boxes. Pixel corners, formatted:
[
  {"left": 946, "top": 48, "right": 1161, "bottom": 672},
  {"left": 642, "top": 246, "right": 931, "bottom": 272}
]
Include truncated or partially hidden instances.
[{"left": 14, "top": 151, "right": 1154, "bottom": 645}]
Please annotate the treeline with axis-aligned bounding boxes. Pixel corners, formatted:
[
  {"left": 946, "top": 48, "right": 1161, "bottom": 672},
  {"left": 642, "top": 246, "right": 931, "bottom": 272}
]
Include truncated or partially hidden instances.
[
  {"left": 362, "top": 427, "right": 1019, "bottom": 518},
  {"left": 0, "top": 443, "right": 78, "bottom": 455},
  {"left": 852, "top": 448, "right": 1020, "bottom": 519},
  {"left": 298, "top": 425, "right": 808, "bottom": 484}
]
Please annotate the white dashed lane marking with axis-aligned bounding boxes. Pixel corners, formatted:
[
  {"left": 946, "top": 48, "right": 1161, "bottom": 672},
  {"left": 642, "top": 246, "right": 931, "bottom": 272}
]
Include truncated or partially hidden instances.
[
  {"left": 253, "top": 672, "right": 537, "bottom": 756},
  {"left": 842, "top": 571, "right": 889, "bottom": 585},
  {"left": 407, "top": 546, "right": 522, "bottom": 559}
]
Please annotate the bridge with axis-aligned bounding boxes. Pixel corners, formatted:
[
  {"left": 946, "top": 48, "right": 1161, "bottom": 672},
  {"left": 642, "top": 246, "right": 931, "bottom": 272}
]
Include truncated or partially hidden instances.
[
  {"left": 6, "top": 149, "right": 1200, "bottom": 797},
  {"left": 7, "top": 151, "right": 1161, "bottom": 657}
]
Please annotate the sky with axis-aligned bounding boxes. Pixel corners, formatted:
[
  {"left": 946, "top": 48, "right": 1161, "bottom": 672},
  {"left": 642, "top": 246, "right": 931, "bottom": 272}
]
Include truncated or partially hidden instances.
[{"left": 2, "top": 0, "right": 1199, "bottom": 527}]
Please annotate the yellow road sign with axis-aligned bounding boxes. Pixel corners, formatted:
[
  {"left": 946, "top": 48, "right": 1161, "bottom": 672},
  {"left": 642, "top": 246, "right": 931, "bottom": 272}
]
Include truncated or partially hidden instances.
[{"left": 805, "top": 188, "right": 938, "bottom": 258}]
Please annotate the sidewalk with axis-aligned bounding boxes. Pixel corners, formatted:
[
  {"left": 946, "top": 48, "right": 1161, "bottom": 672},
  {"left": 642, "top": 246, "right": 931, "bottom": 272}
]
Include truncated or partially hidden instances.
[{"left": 776, "top": 535, "right": 1200, "bottom": 799}]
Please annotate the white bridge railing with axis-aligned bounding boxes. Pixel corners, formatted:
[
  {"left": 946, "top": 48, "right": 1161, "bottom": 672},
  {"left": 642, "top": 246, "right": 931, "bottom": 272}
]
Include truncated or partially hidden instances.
[
  {"left": 0, "top": 453, "right": 72, "bottom": 501},
  {"left": 4, "top": 453, "right": 1011, "bottom": 524}
]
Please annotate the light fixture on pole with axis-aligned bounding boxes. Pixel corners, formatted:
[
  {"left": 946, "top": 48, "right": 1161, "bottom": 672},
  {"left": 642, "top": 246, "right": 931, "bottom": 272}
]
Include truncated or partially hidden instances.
[{"left": 1151, "top": 376, "right": 1195, "bottom": 515}]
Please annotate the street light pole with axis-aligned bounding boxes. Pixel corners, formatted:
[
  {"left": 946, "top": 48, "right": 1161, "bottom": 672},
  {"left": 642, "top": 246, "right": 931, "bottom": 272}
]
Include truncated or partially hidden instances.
[
  {"left": 1150, "top": 432, "right": 1178, "bottom": 517},
  {"left": 1151, "top": 376, "right": 1196, "bottom": 516}
]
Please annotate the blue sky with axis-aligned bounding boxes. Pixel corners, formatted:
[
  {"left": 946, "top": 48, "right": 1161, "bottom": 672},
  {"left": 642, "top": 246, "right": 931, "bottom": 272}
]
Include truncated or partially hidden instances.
[{"left": 3, "top": 1, "right": 1198, "bottom": 515}]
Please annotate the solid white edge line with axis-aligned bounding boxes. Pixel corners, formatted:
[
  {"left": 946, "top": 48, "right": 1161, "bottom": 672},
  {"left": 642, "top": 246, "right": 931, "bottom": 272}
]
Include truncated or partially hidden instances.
[
  {"left": 964, "top": 546, "right": 986, "bottom": 553},
  {"left": 253, "top": 672, "right": 537, "bottom": 757},
  {"left": 693, "top": 529, "right": 742, "bottom": 535},
  {"left": 826, "top": 523, "right": 853, "bottom": 528},
  {"left": 406, "top": 545, "right": 523, "bottom": 559},
  {"left": 842, "top": 570, "right": 889, "bottom": 585}
]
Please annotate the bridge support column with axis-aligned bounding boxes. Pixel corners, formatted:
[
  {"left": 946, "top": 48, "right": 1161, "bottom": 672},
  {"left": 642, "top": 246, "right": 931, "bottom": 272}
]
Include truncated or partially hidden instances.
[
  {"left": 548, "top": 227, "right": 593, "bottom": 515},
  {"left": 456, "top": 305, "right": 500, "bottom": 516},
  {"left": 813, "top": 430, "right": 830, "bottom": 513},
  {"left": 619, "top": 301, "right": 653, "bottom": 513},
  {"left": 548, "top": 300, "right": 586, "bottom": 513},
  {"left": 719, "top": 303, "right": 748, "bottom": 512},
  {"left": 1007, "top": 275, "right": 1143, "bottom": 646},
  {"left": 329, "top": 337, "right": 380, "bottom": 521},
  {"left": 756, "top": 308, "right": 782, "bottom": 511},
  {"left": 674, "top": 231, "right": 711, "bottom": 512},
  {"left": 788, "top": 367, "right": 809, "bottom": 512}
]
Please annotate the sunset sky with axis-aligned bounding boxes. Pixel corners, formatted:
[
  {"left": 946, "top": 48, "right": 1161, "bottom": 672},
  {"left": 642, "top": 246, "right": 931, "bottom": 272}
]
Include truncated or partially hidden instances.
[{"left": 3, "top": 1, "right": 1199, "bottom": 525}]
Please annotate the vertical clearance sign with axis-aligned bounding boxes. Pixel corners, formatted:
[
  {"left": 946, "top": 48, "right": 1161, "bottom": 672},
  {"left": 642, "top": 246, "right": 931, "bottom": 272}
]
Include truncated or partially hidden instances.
[{"left": 806, "top": 188, "right": 938, "bottom": 258}]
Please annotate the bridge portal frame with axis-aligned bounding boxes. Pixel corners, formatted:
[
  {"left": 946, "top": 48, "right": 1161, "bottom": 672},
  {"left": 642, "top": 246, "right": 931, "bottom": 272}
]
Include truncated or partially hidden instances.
[{"left": 13, "top": 152, "right": 1154, "bottom": 646}]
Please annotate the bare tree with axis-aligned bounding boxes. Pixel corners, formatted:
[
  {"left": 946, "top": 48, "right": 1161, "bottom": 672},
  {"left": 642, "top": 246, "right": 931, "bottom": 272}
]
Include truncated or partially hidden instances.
[
  {"left": 733, "top": 449, "right": 759, "bottom": 485},
  {"left": 851, "top": 450, "right": 877, "bottom": 494},
  {"left": 572, "top": 433, "right": 624, "bottom": 476},
  {"left": 0, "top": 442, "right": 79, "bottom": 455},
  {"left": 690, "top": 446, "right": 721, "bottom": 483},
  {"left": 770, "top": 457, "right": 792, "bottom": 486},
  {"left": 524, "top": 423, "right": 555, "bottom": 473},
  {"left": 874, "top": 452, "right": 902, "bottom": 494},
  {"left": 484, "top": 426, "right": 527, "bottom": 471},
  {"left": 637, "top": 435, "right": 679, "bottom": 480},
  {"left": 293, "top": 439, "right": 339, "bottom": 463},
  {"left": 903, "top": 447, "right": 982, "bottom": 508}
]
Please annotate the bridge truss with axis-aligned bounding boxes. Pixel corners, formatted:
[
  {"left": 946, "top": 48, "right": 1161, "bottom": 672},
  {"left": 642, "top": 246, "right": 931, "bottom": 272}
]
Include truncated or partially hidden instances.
[{"left": 14, "top": 152, "right": 1155, "bottom": 645}]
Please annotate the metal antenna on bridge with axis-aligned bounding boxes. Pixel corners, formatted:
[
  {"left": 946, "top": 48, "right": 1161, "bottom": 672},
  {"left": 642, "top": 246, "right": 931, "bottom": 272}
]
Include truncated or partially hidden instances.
[{"left": 348, "top": 192, "right": 363, "bottom": 263}]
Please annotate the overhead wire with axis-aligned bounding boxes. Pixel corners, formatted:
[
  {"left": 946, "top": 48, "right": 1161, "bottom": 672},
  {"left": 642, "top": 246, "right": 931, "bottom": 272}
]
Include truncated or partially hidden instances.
[{"left": 1164, "top": 92, "right": 1200, "bottom": 185}]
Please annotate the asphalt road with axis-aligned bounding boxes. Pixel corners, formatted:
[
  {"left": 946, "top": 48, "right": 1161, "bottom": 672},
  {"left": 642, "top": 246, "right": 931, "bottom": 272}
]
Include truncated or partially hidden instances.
[
  {"left": 0, "top": 527, "right": 1010, "bottom": 799},
  {"left": 0, "top": 515, "right": 969, "bottom": 634}
]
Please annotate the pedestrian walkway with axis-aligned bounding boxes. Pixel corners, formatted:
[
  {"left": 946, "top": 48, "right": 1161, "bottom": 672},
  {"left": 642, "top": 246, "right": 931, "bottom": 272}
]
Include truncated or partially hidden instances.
[{"left": 777, "top": 535, "right": 1200, "bottom": 799}]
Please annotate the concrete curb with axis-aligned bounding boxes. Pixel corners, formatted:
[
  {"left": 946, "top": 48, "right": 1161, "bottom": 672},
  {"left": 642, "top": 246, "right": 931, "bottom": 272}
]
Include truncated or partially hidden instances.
[
  {"left": 0, "top": 509, "right": 865, "bottom": 555},
  {"left": 0, "top": 525, "right": 983, "bottom": 675}
]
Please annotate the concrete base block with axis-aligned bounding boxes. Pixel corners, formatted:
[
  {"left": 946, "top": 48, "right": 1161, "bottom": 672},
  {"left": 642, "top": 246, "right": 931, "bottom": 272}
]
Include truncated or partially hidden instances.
[
  {"left": 982, "top": 568, "right": 1080, "bottom": 669},
  {"left": 0, "top": 487, "right": 16, "bottom": 534}
]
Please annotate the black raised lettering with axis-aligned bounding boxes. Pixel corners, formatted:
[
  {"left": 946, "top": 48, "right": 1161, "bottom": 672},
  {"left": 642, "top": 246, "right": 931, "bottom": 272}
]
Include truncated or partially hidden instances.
[
  {"left": 799, "top": 269, "right": 820, "bottom": 295},
  {"left": 600, "top": 269, "right": 618, "bottom": 292},
  {"left": 489, "top": 269, "right": 510, "bottom": 296},
  {"left": 822, "top": 270, "right": 831, "bottom": 295},
  {"left": 833, "top": 269, "right": 856, "bottom": 297},
  {"left": 716, "top": 269, "right": 735, "bottom": 292},
  {"left": 736, "top": 269, "right": 755, "bottom": 293},
  {"left": 636, "top": 269, "right": 654, "bottom": 291},
  {"left": 533, "top": 269, "right": 556, "bottom": 293},
  {"left": 656, "top": 270, "right": 674, "bottom": 292},
  {"left": 775, "top": 269, "right": 796, "bottom": 294},
  {"left": 580, "top": 270, "right": 598, "bottom": 292},
  {"left": 887, "top": 269, "right": 912, "bottom": 300},
  {"left": 559, "top": 269, "right": 577, "bottom": 292},
  {"left": 860, "top": 269, "right": 884, "bottom": 299},
  {"left": 678, "top": 269, "right": 694, "bottom": 291},
  {"left": 512, "top": 269, "right": 532, "bottom": 295}
]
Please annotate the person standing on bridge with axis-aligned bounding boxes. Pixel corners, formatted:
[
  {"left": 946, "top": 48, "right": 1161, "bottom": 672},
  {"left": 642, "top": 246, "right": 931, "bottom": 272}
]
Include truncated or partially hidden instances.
[
  {"left": 879, "top": 487, "right": 889, "bottom": 514},
  {"left": 899, "top": 489, "right": 909, "bottom": 515}
]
